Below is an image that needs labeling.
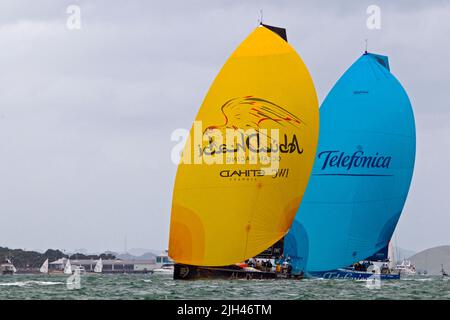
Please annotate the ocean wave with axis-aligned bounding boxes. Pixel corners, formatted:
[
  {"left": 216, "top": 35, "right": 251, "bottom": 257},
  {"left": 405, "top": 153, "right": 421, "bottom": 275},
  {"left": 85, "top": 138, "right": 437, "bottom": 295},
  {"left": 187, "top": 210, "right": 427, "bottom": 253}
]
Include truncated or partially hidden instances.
[
  {"left": 0, "top": 280, "right": 63, "bottom": 287},
  {"left": 27, "top": 281, "right": 63, "bottom": 286},
  {"left": 401, "top": 278, "right": 433, "bottom": 282},
  {"left": 0, "top": 282, "right": 28, "bottom": 287}
]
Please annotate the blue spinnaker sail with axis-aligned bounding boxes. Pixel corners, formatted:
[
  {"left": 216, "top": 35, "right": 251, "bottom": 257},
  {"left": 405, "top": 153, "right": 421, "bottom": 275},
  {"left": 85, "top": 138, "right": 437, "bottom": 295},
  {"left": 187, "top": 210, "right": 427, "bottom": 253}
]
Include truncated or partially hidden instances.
[
  {"left": 284, "top": 53, "right": 416, "bottom": 273},
  {"left": 364, "top": 244, "right": 389, "bottom": 262}
]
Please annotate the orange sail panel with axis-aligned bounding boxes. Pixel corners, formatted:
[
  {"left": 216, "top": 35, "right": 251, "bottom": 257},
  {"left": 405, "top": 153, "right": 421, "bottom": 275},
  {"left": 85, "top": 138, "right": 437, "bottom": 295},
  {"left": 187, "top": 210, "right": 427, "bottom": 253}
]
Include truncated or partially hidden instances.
[{"left": 168, "top": 26, "right": 319, "bottom": 266}]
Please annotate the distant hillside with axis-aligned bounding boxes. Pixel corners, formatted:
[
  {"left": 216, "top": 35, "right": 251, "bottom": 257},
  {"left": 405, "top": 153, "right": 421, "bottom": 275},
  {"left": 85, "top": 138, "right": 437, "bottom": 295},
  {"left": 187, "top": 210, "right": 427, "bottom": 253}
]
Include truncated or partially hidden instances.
[
  {"left": 409, "top": 245, "right": 450, "bottom": 275},
  {"left": 116, "top": 252, "right": 156, "bottom": 261},
  {"left": 0, "top": 247, "right": 115, "bottom": 268},
  {"left": 395, "top": 247, "right": 417, "bottom": 261},
  {"left": 0, "top": 247, "right": 67, "bottom": 268},
  {"left": 113, "top": 248, "right": 164, "bottom": 261},
  {"left": 126, "top": 248, "right": 164, "bottom": 256}
]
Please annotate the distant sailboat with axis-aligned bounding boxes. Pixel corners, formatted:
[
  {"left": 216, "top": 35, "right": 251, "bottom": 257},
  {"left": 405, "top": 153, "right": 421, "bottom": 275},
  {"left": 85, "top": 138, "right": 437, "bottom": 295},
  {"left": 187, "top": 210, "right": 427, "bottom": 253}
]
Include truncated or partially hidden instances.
[
  {"left": 168, "top": 24, "right": 319, "bottom": 279},
  {"left": 64, "top": 259, "right": 73, "bottom": 275},
  {"left": 396, "top": 259, "right": 416, "bottom": 276},
  {"left": 94, "top": 258, "right": 103, "bottom": 273},
  {"left": 285, "top": 52, "right": 416, "bottom": 277},
  {"left": 1, "top": 259, "right": 16, "bottom": 275},
  {"left": 39, "top": 259, "right": 49, "bottom": 274}
]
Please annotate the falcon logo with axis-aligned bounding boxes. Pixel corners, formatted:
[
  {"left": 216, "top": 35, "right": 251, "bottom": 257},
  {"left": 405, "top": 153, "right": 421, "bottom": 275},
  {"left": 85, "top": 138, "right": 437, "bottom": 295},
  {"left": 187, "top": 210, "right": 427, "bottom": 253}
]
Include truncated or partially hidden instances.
[
  {"left": 200, "top": 96, "right": 305, "bottom": 156},
  {"left": 204, "top": 96, "right": 305, "bottom": 134}
]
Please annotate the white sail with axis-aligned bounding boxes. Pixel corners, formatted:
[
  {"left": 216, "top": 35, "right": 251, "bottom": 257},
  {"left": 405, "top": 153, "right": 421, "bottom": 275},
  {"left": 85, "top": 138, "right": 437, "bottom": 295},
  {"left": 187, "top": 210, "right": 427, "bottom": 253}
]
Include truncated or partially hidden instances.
[
  {"left": 94, "top": 258, "right": 103, "bottom": 273},
  {"left": 39, "top": 259, "right": 49, "bottom": 274},
  {"left": 64, "top": 259, "right": 73, "bottom": 274},
  {"left": 388, "top": 241, "right": 396, "bottom": 270},
  {"left": 12, "top": 265, "right": 17, "bottom": 273}
]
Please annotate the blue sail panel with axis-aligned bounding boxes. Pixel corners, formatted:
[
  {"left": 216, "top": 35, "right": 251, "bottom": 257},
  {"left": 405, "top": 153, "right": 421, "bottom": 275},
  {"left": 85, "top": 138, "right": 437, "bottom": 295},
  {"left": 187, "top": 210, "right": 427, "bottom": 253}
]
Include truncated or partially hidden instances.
[
  {"left": 364, "top": 244, "right": 389, "bottom": 261},
  {"left": 285, "top": 53, "right": 416, "bottom": 273}
]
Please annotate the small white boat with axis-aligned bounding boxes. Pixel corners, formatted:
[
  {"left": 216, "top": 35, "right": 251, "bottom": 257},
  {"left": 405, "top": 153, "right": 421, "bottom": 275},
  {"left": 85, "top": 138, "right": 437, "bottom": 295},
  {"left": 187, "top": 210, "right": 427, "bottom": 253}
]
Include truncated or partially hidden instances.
[
  {"left": 153, "top": 250, "right": 174, "bottom": 275},
  {"left": 155, "top": 251, "right": 173, "bottom": 265},
  {"left": 396, "top": 260, "right": 416, "bottom": 275},
  {"left": 1, "top": 259, "right": 16, "bottom": 275},
  {"left": 153, "top": 264, "right": 174, "bottom": 275}
]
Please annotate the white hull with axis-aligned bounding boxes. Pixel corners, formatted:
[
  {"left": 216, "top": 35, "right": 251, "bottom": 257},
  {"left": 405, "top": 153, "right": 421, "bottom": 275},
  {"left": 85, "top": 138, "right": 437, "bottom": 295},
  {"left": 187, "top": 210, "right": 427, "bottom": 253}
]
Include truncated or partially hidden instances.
[
  {"left": 396, "top": 260, "right": 416, "bottom": 276},
  {"left": 153, "top": 268, "right": 174, "bottom": 275},
  {"left": 398, "top": 269, "right": 416, "bottom": 276}
]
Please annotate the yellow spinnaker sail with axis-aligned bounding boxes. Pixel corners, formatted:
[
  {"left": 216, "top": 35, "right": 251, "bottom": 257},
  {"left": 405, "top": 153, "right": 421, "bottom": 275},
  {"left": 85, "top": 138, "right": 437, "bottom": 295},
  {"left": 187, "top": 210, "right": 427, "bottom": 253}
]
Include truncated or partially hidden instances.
[{"left": 169, "top": 26, "right": 319, "bottom": 266}]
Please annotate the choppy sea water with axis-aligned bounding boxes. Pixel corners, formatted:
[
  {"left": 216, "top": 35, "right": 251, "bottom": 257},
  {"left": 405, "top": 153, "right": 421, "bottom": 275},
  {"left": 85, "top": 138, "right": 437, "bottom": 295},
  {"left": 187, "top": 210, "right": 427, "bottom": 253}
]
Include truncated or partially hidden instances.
[{"left": 0, "top": 274, "right": 449, "bottom": 300}]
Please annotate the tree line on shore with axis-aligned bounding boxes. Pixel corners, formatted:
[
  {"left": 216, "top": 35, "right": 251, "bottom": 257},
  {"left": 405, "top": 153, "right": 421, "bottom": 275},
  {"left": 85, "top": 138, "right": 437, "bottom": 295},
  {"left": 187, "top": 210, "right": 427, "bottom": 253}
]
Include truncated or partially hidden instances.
[{"left": 0, "top": 246, "right": 116, "bottom": 268}]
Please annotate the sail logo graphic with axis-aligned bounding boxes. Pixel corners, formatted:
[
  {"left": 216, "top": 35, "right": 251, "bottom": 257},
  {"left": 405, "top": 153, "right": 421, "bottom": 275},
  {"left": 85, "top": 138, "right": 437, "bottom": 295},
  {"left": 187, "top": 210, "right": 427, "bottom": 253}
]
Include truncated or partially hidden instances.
[
  {"left": 201, "top": 132, "right": 303, "bottom": 156},
  {"left": 201, "top": 96, "right": 304, "bottom": 159},
  {"left": 219, "top": 168, "right": 290, "bottom": 179},
  {"left": 313, "top": 150, "right": 392, "bottom": 176},
  {"left": 171, "top": 96, "right": 306, "bottom": 173},
  {"left": 204, "top": 96, "right": 304, "bottom": 133}
]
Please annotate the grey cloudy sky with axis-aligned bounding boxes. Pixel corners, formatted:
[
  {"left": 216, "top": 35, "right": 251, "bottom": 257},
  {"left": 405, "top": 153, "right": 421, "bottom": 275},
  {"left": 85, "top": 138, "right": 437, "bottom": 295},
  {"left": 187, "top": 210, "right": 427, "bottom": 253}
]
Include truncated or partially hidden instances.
[{"left": 0, "top": 0, "right": 449, "bottom": 254}]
